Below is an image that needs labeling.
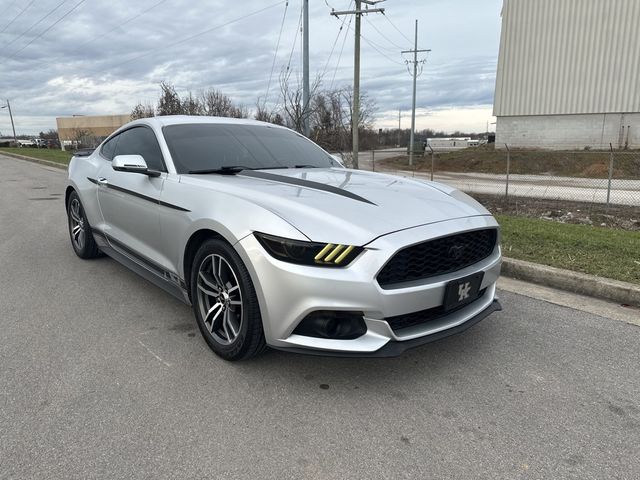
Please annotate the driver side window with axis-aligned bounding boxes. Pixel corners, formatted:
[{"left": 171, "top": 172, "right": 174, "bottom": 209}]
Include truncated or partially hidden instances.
[{"left": 114, "top": 127, "right": 166, "bottom": 172}]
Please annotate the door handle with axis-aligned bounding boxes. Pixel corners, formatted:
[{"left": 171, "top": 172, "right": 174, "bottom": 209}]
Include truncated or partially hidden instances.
[{"left": 97, "top": 177, "right": 108, "bottom": 186}]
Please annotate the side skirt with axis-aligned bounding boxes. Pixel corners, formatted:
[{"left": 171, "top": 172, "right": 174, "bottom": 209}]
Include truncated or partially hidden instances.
[{"left": 92, "top": 230, "right": 191, "bottom": 306}]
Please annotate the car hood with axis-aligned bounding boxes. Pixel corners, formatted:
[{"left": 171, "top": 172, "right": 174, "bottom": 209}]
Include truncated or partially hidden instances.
[{"left": 181, "top": 168, "right": 490, "bottom": 245}]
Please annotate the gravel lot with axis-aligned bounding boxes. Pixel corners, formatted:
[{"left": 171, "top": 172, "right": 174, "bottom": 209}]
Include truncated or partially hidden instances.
[{"left": 1, "top": 155, "right": 639, "bottom": 479}]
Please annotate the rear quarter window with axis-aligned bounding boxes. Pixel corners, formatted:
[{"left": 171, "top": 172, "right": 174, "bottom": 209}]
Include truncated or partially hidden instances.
[{"left": 100, "top": 135, "right": 119, "bottom": 160}]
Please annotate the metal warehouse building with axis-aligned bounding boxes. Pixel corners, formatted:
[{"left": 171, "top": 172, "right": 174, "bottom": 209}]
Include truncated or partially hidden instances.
[
  {"left": 56, "top": 114, "right": 130, "bottom": 148},
  {"left": 493, "top": 0, "right": 640, "bottom": 149}
]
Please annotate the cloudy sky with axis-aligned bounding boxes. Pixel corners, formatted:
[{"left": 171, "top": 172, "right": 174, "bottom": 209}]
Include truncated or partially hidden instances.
[{"left": 0, "top": 0, "right": 503, "bottom": 135}]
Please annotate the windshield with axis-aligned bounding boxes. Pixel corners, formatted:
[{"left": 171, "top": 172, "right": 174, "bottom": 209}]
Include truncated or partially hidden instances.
[{"left": 162, "top": 123, "right": 340, "bottom": 174}]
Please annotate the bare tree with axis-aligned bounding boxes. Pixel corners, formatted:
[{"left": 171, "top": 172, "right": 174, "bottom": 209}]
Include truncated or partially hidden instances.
[
  {"left": 200, "top": 88, "right": 246, "bottom": 118},
  {"left": 272, "top": 112, "right": 285, "bottom": 126},
  {"left": 339, "top": 87, "right": 376, "bottom": 131},
  {"left": 156, "top": 81, "right": 182, "bottom": 116},
  {"left": 182, "top": 92, "right": 203, "bottom": 115},
  {"left": 130, "top": 102, "right": 155, "bottom": 120},
  {"left": 131, "top": 82, "right": 249, "bottom": 119},
  {"left": 39, "top": 129, "right": 58, "bottom": 140},
  {"left": 71, "top": 128, "right": 100, "bottom": 149},
  {"left": 279, "top": 69, "right": 321, "bottom": 133},
  {"left": 254, "top": 102, "right": 272, "bottom": 122}
]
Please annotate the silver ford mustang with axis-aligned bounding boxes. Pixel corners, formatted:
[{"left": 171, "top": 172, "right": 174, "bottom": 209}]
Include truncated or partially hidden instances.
[{"left": 65, "top": 116, "right": 502, "bottom": 360}]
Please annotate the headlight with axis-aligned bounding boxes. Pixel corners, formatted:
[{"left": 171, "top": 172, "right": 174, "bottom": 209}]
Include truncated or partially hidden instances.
[{"left": 254, "top": 232, "right": 363, "bottom": 267}]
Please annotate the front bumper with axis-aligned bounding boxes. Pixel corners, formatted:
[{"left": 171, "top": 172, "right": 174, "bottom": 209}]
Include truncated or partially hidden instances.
[
  {"left": 272, "top": 299, "right": 502, "bottom": 357},
  {"left": 236, "top": 215, "right": 502, "bottom": 356}
]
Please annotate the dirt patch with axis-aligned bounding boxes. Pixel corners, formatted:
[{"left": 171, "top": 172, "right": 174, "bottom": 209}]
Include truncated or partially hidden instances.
[{"left": 471, "top": 193, "right": 640, "bottom": 231}]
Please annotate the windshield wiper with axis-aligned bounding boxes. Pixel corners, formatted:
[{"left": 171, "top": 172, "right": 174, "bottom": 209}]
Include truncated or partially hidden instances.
[
  {"left": 187, "top": 166, "right": 254, "bottom": 175},
  {"left": 187, "top": 164, "right": 322, "bottom": 175}
]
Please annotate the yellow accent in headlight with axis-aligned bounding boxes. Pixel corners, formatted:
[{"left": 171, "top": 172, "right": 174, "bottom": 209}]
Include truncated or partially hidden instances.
[
  {"left": 334, "top": 245, "right": 354, "bottom": 264},
  {"left": 324, "top": 244, "right": 345, "bottom": 262},
  {"left": 314, "top": 243, "right": 334, "bottom": 261}
]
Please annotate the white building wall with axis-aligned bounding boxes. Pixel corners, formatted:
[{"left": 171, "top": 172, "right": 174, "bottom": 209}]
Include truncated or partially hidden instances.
[
  {"left": 494, "top": 0, "right": 640, "bottom": 117},
  {"left": 496, "top": 113, "right": 640, "bottom": 149}
]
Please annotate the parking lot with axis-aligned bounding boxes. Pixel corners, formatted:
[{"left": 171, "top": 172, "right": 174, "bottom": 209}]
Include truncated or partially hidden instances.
[{"left": 1, "top": 155, "right": 639, "bottom": 479}]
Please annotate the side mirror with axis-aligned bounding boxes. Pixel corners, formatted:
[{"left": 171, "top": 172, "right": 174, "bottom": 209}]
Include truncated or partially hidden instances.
[
  {"left": 112, "top": 155, "right": 160, "bottom": 177},
  {"left": 330, "top": 154, "right": 345, "bottom": 167}
]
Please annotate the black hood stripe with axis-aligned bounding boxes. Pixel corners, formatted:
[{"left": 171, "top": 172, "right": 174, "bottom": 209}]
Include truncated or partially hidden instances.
[{"left": 239, "top": 170, "right": 376, "bottom": 206}]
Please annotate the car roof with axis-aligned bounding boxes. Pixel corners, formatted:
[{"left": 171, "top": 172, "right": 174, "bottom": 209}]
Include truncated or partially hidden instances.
[{"left": 140, "top": 115, "right": 284, "bottom": 129}]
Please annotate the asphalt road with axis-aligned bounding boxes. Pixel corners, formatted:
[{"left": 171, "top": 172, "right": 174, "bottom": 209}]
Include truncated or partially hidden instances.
[{"left": 1, "top": 155, "right": 639, "bottom": 480}]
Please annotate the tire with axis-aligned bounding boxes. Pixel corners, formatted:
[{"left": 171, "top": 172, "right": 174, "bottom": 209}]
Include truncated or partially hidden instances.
[
  {"left": 190, "top": 238, "right": 267, "bottom": 361},
  {"left": 67, "top": 191, "right": 100, "bottom": 259}
]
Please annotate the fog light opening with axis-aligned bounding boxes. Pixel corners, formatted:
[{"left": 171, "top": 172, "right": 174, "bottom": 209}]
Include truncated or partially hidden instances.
[{"left": 293, "top": 311, "right": 367, "bottom": 340}]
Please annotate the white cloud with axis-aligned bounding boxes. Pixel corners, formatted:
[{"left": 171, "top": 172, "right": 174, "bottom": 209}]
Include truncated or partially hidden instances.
[
  {"left": 378, "top": 106, "right": 496, "bottom": 134},
  {"left": 0, "top": 0, "right": 503, "bottom": 135}
]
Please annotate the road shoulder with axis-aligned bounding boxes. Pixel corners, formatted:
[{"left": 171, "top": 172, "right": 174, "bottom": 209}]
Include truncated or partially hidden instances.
[
  {"left": 498, "top": 276, "right": 640, "bottom": 327},
  {"left": 502, "top": 257, "right": 640, "bottom": 306}
]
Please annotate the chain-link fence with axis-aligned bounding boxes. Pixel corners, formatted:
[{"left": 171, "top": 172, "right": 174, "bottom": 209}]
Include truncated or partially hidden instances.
[{"left": 339, "top": 145, "right": 640, "bottom": 208}]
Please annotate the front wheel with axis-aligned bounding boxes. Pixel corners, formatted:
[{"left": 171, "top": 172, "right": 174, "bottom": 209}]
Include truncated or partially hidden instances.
[
  {"left": 190, "top": 238, "right": 267, "bottom": 360},
  {"left": 67, "top": 191, "right": 100, "bottom": 259}
]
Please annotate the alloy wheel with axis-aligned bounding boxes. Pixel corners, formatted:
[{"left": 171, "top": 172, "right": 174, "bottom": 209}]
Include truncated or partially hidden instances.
[
  {"left": 69, "top": 198, "right": 86, "bottom": 251},
  {"left": 196, "top": 254, "right": 243, "bottom": 345}
]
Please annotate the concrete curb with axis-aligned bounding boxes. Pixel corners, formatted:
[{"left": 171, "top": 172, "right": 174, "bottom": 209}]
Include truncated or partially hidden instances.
[
  {"left": 1, "top": 151, "right": 68, "bottom": 170},
  {"left": 502, "top": 257, "right": 640, "bottom": 307}
]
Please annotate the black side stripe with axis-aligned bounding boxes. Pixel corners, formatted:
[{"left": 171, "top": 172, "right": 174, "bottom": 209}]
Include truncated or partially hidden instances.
[
  {"left": 103, "top": 232, "right": 166, "bottom": 277},
  {"left": 95, "top": 230, "right": 186, "bottom": 289},
  {"left": 86, "top": 177, "right": 190, "bottom": 212},
  {"left": 239, "top": 170, "right": 377, "bottom": 206}
]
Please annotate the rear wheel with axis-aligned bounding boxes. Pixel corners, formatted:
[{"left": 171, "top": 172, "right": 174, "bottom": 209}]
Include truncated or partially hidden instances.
[
  {"left": 67, "top": 191, "right": 100, "bottom": 259},
  {"left": 190, "top": 238, "right": 266, "bottom": 360}
]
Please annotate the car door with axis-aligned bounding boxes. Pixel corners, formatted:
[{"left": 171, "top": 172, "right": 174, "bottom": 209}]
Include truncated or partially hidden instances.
[{"left": 96, "top": 126, "right": 167, "bottom": 268}]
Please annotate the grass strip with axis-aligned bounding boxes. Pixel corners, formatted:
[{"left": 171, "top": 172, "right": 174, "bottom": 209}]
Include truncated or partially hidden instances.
[
  {"left": 0, "top": 147, "right": 73, "bottom": 165},
  {"left": 497, "top": 215, "right": 639, "bottom": 284},
  {"left": 381, "top": 144, "right": 640, "bottom": 179}
]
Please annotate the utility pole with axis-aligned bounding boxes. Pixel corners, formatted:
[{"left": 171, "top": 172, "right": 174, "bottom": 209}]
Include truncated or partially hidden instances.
[
  {"left": 302, "top": 0, "right": 310, "bottom": 137},
  {"left": 1, "top": 99, "right": 17, "bottom": 147},
  {"left": 331, "top": 1, "right": 384, "bottom": 169},
  {"left": 397, "top": 108, "right": 401, "bottom": 147},
  {"left": 402, "top": 20, "right": 430, "bottom": 166}
]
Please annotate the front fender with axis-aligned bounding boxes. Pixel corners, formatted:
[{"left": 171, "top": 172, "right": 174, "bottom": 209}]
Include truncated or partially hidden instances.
[
  {"left": 67, "top": 155, "right": 103, "bottom": 229},
  {"left": 159, "top": 176, "right": 307, "bottom": 281}
]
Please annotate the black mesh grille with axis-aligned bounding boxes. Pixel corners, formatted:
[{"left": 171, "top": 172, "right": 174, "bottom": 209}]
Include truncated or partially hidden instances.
[
  {"left": 386, "top": 289, "right": 487, "bottom": 332},
  {"left": 377, "top": 229, "right": 497, "bottom": 288}
]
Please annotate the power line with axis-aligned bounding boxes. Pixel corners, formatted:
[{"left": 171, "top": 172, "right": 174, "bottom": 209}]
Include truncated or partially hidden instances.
[
  {"left": 330, "top": 13, "right": 352, "bottom": 89},
  {"left": 363, "top": 14, "right": 409, "bottom": 50},
  {"left": 4, "top": 0, "right": 67, "bottom": 50},
  {"left": 320, "top": 0, "right": 352, "bottom": 80},
  {"left": 89, "top": 1, "right": 287, "bottom": 77},
  {"left": 298, "top": 4, "right": 303, "bottom": 86},
  {"left": 264, "top": 0, "right": 289, "bottom": 108},
  {"left": 361, "top": 34, "right": 404, "bottom": 65},
  {"left": 360, "top": 30, "right": 399, "bottom": 56},
  {"left": 286, "top": 1, "right": 303, "bottom": 72},
  {"left": 66, "top": 0, "right": 167, "bottom": 54},
  {"left": 345, "top": 22, "right": 404, "bottom": 65},
  {"left": 401, "top": 19, "right": 430, "bottom": 166},
  {"left": 0, "top": 1, "right": 20, "bottom": 24},
  {"left": 8, "top": 0, "right": 87, "bottom": 59},
  {"left": 21, "top": 0, "right": 167, "bottom": 69},
  {"left": 0, "top": 0, "right": 36, "bottom": 34},
  {"left": 381, "top": 11, "right": 412, "bottom": 45},
  {"left": 330, "top": 0, "right": 385, "bottom": 169}
]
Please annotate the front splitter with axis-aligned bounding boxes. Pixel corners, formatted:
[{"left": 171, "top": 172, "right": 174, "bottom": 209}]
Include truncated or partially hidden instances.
[{"left": 271, "top": 299, "right": 503, "bottom": 358}]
